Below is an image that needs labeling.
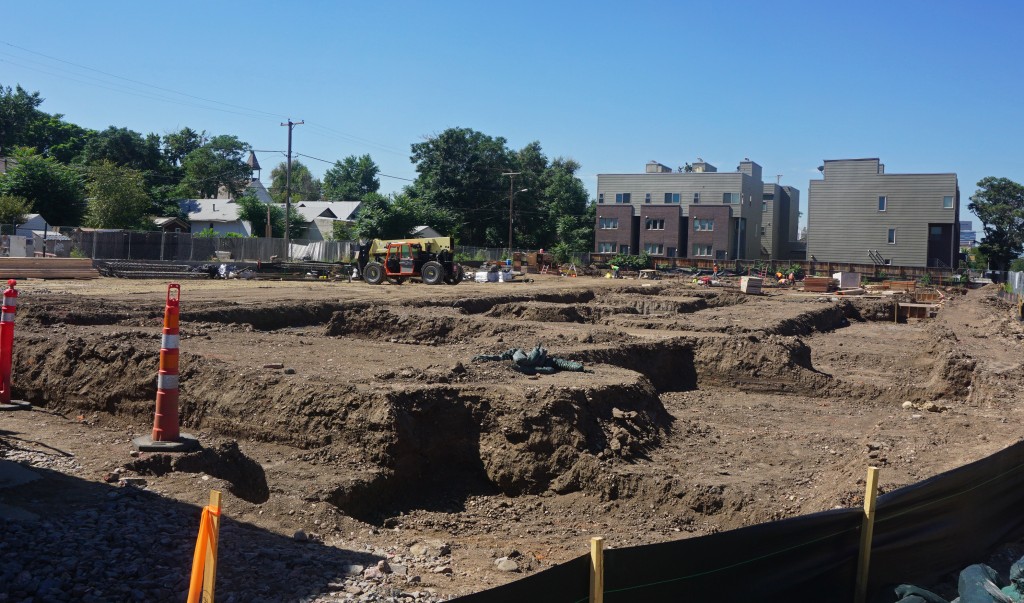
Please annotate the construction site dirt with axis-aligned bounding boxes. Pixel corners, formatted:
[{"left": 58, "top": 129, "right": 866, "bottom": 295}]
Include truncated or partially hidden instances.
[{"left": 1, "top": 275, "right": 1023, "bottom": 602}]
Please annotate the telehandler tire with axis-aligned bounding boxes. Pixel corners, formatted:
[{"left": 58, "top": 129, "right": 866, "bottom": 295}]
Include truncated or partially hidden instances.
[
  {"left": 422, "top": 261, "right": 444, "bottom": 285},
  {"left": 444, "top": 264, "right": 464, "bottom": 285},
  {"left": 364, "top": 262, "right": 385, "bottom": 285}
]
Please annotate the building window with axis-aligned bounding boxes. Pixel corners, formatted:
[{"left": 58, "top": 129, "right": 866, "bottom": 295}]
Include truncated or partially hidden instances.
[
  {"left": 619, "top": 245, "right": 630, "bottom": 255},
  {"left": 878, "top": 196, "right": 887, "bottom": 212},
  {"left": 664, "top": 193, "right": 681, "bottom": 204},
  {"left": 760, "top": 226, "right": 766, "bottom": 236},
  {"left": 887, "top": 228, "right": 896, "bottom": 244},
  {"left": 692, "top": 244, "right": 712, "bottom": 257},
  {"left": 762, "top": 201, "right": 768, "bottom": 212},
  {"left": 943, "top": 195, "right": 954, "bottom": 209},
  {"left": 597, "top": 242, "right": 615, "bottom": 253},
  {"left": 615, "top": 193, "right": 631, "bottom": 204},
  {"left": 723, "top": 192, "right": 739, "bottom": 204},
  {"left": 667, "top": 247, "right": 676, "bottom": 257},
  {"left": 645, "top": 218, "right": 665, "bottom": 230},
  {"left": 598, "top": 193, "right": 604, "bottom": 204},
  {"left": 693, "top": 219, "right": 714, "bottom": 232},
  {"left": 644, "top": 243, "right": 663, "bottom": 255},
  {"left": 599, "top": 218, "right": 618, "bottom": 229},
  {"left": 693, "top": 193, "right": 700, "bottom": 204},
  {"left": 645, "top": 193, "right": 651, "bottom": 204}
]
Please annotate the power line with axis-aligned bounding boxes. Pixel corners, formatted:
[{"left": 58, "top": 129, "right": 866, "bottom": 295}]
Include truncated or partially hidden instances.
[
  {"left": 0, "top": 41, "right": 287, "bottom": 120},
  {"left": 293, "top": 153, "right": 415, "bottom": 182}
]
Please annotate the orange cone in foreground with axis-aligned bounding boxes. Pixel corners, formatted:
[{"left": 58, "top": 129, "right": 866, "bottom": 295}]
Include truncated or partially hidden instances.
[
  {"left": 133, "top": 284, "right": 198, "bottom": 451},
  {"left": 0, "top": 279, "right": 30, "bottom": 411}
]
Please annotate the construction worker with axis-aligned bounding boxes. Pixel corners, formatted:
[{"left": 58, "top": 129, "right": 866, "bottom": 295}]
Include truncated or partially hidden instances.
[
  {"left": 713, "top": 263, "right": 720, "bottom": 278},
  {"left": 611, "top": 264, "right": 620, "bottom": 278}
]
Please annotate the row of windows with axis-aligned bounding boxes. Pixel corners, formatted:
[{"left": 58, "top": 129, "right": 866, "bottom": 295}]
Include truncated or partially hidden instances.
[
  {"left": 599, "top": 192, "right": 705, "bottom": 204},
  {"left": 878, "top": 195, "right": 955, "bottom": 211},
  {"left": 601, "top": 217, "right": 714, "bottom": 231}
]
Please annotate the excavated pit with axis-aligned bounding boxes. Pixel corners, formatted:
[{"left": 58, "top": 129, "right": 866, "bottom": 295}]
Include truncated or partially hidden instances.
[{"left": 9, "top": 286, "right": 974, "bottom": 523}]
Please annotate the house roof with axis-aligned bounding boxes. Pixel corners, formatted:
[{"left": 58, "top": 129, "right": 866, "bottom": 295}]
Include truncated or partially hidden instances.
[
  {"left": 178, "top": 199, "right": 242, "bottom": 222},
  {"left": 246, "top": 179, "right": 274, "bottom": 203},
  {"left": 153, "top": 217, "right": 190, "bottom": 228},
  {"left": 293, "top": 201, "right": 361, "bottom": 222}
]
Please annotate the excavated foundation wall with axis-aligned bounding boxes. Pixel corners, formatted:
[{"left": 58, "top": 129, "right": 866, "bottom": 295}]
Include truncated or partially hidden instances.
[{"left": 9, "top": 290, "right": 973, "bottom": 520}]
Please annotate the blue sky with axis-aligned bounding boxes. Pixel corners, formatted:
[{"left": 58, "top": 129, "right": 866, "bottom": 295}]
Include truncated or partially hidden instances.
[{"left": 4, "top": 0, "right": 1023, "bottom": 231}]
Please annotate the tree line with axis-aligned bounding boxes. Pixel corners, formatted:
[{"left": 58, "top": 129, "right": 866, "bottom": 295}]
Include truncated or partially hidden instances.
[{"left": 0, "top": 84, "right": 595, "bottom": 254}]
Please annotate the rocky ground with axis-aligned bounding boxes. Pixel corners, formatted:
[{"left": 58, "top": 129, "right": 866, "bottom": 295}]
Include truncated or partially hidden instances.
[{"left": 1, "top": 274, "right": 1022, "bottom": 602}]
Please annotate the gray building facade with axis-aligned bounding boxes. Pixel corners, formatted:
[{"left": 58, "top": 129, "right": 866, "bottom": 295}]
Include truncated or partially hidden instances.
[
  {"left": 761, "top": 183, "right": 801, "bottom": 260},
  {"left": 596, "top": 159, "right": 769, "bottom": 260},
  {"left": 806, "top": 158, "right": 959, "bottom": 268}
]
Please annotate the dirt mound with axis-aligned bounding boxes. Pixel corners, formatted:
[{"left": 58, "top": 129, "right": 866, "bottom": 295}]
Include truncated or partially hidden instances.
[
  {"left": 486, "top": 302, "right": 590, "bottom": 323},
  {"left": 126, "top": 441, "right": 270, "bottom": 503},
  {"left": 322, "top": 306, "right": 533, "bottom": 344}
]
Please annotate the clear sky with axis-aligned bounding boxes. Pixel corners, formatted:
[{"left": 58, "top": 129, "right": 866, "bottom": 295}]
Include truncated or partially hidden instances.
[{"left": 4, "top": 0, "right": 1024, "bottom": 231}]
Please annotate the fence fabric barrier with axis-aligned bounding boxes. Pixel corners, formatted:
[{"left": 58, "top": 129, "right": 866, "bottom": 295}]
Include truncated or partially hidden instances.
[{"left": 452, "top": 440, "right": 1024, "bottom": 603}]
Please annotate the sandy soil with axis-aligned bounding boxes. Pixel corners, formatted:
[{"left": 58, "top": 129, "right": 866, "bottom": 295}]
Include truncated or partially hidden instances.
[{"left": 2, "top": 273, "right": 1023, "bottom": 599}]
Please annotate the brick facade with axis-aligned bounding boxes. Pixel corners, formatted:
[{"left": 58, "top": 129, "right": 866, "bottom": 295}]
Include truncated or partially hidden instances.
[
  {"left": 638, "top": 206, "right": 685, "bottom": 257},
  {"left": 688, "top": 205, "right": 731, "bottom": 260},
  {"left": 594, "top": 205, "right": 635, "bottom": 254}
]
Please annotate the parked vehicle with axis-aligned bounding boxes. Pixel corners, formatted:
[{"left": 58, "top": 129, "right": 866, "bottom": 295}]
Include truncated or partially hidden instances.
[{"left": 358, "top": 237, "right": 464, "bottom": 285}]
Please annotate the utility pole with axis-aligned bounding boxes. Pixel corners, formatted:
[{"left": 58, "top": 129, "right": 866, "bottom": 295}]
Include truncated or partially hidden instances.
[
  {"left": 501, "top": 172, "right": 521, "bottom": 258},
  {"left": 280, "top": 119, "right": 304, "bottom": 259},
  {"left": 776, "top": 174, "right": 783, "bottom": 184}
]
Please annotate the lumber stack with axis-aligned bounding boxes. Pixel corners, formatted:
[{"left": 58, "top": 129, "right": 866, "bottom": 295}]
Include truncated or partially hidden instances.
[
  {"left": 0, "top": 258, "right": 100, "bottom": 279},
  {"left": 889, "top": 280, "right": 917, "bottom": 293},
  {"left": 802, "top": 276, "right": 833, "bottom": 293}
]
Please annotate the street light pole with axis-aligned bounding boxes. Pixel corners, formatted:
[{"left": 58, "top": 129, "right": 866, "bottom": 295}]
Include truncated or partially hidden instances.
[{"left": 501, "top": 172, "right": 521, "bottom": 257}]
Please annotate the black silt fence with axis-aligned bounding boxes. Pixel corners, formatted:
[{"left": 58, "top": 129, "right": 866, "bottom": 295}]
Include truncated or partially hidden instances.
[{"left": 453, "top": 440, "right": 1024, "bottom": 603}]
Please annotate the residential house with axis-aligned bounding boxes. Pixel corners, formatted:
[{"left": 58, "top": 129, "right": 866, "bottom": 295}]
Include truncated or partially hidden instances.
[
  {"left": 596, "top": 159, "right": 772, "bottom": 260},
  {"left": 178, "top": 199, "right": 251, "bottom": 236},
  {"left": 15, "top": 214, "right": 70, "bottom": 256},
  {"left": 806, "top": 158, "right": 959, "bottom": 268},
  {"left": 152, "top": 217, "right": 190, "bottom": 233},
  {"left": 292, "top": 201, "right": 362, "bottom": 241}
]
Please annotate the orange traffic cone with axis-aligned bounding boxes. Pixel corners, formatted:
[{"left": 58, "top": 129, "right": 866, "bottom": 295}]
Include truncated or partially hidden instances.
[
  {"left": 0, "top": 279, "right": 30, "bottom": 411},
  {"left": 133, "top": 284, "right": 199, "bottom": 451}
]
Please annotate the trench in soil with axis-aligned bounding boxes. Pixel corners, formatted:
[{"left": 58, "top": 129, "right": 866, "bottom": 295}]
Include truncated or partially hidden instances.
[{"left": 13, "top": 288, "right": 968, "bottom": 523}]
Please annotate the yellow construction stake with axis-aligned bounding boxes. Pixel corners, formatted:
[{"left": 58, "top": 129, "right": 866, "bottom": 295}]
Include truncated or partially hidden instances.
[
  {"left": 855, "top": 467, "right": 880, "bottom": 603},
  {"left": 204, "top": 490, "right": 222, "bottom": 603},
  {"left": 590, "top": 536, "right": 605, "bottom": 603}
]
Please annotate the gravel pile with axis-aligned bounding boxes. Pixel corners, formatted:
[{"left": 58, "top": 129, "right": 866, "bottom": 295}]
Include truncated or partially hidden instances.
[{"left": 0, "top": 449, "right": 456, "bottom": 603}]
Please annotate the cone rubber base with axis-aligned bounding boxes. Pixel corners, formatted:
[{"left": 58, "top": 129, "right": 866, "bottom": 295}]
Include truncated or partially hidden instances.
[
  {"left": 132, "top": 433, "right": 200, "bottom": 452},
  {"left": 0, "top": 400, "right": 31, "bottom": 411}
]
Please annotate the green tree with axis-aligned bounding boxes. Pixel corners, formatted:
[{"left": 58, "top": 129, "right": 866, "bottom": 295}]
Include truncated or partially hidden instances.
[
  {"left": 539, "top": 157, "right": 591, "bottom": 250},
  {"left": 968, "top": 177, "right": 1024, "bottom": 271},
  {"left": 0, "top": 84, "right": 44, "bottom": 156},
  {"left": 323, "top": 154, "right": 380, "bottom": 201},
  {"left": 354, "top": 192, "right": 458, "bottom": 240},
  {"left": 330, "top": 220, "right": 356, "bottom": 241},
  {"left": 409, "top": 127, "right": 513, "bottom": 246},
  {"left": 162, "top": 127, "right": 205, "bottom": 167},
  {"left": 0, "top": 148, "right": 86, "bottom": 225},
  {"left": 177, "top": 134, "right": 251, "bottom": 199},
  {"left": 0, "top": 194, "right": 31, "bottom": 230},
  {"left": 269, "top": 160, "right": 321, "bottom": 201},
  {"left": 235, "top": 194, "right": 303, "bottom": 238},
  {"left": 84, "top": 161, "right": 154, "bottom": 230},
  {"left": 79, "top": 126, "right": 164, "bottom": 173}
]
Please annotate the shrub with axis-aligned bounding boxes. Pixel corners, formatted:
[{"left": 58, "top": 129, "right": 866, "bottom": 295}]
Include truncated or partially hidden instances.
[{"left": 609, "top": 252, "right": 651, "bottom": 270}]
